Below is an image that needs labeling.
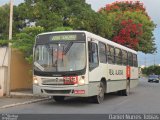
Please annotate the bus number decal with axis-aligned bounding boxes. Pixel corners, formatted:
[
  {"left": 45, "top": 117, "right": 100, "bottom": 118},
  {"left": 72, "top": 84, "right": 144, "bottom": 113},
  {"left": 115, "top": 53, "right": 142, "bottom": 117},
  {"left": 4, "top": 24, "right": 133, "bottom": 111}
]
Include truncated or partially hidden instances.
[{"left": 63, "top": 76, "right": 78, "bottom": 84}]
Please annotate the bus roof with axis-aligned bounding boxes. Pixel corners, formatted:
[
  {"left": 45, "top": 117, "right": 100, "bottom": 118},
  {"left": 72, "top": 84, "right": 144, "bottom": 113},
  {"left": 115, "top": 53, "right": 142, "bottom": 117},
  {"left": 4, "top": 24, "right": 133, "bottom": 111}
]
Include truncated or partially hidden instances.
[{"left": 38, "top": 30, "right": 137, "bottom": 54}]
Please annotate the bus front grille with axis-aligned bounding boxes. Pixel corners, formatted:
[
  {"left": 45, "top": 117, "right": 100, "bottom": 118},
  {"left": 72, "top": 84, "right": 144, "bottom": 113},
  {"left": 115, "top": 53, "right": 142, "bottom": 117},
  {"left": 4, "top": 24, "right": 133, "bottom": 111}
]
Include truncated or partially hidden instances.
[
  {"left": 44, "top": 89, "right": 72, "bottom": 94},
  {"left": 42, "top": 78, "right": 64, "bottom": 85}
]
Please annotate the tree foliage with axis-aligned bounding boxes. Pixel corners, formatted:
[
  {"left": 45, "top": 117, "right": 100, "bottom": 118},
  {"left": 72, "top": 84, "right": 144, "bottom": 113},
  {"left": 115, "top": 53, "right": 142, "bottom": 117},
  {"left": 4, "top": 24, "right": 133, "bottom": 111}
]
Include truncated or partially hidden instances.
[
  {"left": 12, "top": 26, "right": 44, "bottom": 63},
  {"left": 113, "top": 19, "right": 143, "bottom": 49},
  {"left": 53, "top": 26, "right": 73, "bottom": 31},
  {"left": 17, "top": 0, "right": 92, "bottom": 31},
  {"left": 0, "top": 4, "right": 22, "bottom": 39},
  {"left": 99, "top": 1, "right": 156, "bottom": 53},
  {"left": 0, "top": 4, "right": 10, "bottom": 39},
  {"left": 15, "top": 0, "right": 111, "bottom": 36},
  {"left": 142, "top": 66, "right": 160, "bottom": 75}
]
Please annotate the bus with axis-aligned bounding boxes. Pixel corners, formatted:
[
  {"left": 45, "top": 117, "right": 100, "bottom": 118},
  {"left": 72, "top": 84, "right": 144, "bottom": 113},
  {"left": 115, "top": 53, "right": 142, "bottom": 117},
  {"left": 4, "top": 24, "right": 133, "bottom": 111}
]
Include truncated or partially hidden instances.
[{"left": 33, "top": 31, "right": 139, "bottom": 104}]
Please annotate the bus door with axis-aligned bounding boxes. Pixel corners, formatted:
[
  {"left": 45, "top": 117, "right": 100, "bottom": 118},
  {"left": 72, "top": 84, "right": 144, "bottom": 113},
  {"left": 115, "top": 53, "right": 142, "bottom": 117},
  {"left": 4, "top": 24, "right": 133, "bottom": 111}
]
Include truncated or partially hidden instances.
[{"left": 88, "top": 39, "right": 99, "bottom": 83}]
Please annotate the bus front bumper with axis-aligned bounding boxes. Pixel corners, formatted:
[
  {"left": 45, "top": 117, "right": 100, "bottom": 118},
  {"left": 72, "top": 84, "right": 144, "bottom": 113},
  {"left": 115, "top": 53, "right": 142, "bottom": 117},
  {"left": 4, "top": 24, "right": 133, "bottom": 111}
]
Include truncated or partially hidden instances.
[{"left": 33, "top": 84, "right": 90, "bottom": 97}]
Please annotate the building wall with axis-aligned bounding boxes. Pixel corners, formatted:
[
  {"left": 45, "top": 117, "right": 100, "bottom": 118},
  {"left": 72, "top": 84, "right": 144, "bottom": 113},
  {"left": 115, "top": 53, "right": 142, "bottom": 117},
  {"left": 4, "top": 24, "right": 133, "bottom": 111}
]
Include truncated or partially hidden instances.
[
  {"left": 10, "top": 49, "right": 32, "bottom": 91},
  {"left": 0, "top": 47, "right": 8, "bottom": 96},
  {"left": 0, "top": 67, "right": 7, "bottom": 96}
]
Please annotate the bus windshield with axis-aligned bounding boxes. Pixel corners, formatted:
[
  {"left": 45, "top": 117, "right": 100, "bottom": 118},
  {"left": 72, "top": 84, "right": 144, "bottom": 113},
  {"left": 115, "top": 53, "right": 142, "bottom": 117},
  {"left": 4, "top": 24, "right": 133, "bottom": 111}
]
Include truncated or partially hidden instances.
[{"left": 34, "top": 42, "right": 86, "bottom": 72}]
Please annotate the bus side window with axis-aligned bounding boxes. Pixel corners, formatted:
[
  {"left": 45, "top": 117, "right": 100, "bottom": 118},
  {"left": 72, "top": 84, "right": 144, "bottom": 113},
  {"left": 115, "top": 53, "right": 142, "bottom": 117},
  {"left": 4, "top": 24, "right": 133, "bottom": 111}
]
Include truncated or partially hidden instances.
[
  {"left": 99, "top": 42, "right": 107, "bottom": 63},
  {"left": 115, "top": 48, "right": 122, "bottom": 65},
  {"left": 88, "top": 41, "right": 99, "bottom": 71},
  {"left": 108, "top": 45, "right": 115, "bottom": 64},
  {"left": 128, "top": 52, "right": 133, "bottom": 66},
  {"left": 122, "top": 50, "right": 128, "bottom": 65},
  {"left": 133, "top": 54, "right": 138, "bottom": 67}
]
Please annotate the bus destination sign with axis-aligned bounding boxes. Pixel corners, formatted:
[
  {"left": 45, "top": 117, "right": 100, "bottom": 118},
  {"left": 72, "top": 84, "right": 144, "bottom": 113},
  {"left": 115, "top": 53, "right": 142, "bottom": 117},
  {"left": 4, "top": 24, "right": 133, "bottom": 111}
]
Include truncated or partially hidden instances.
[
  {"left": 51, "top": 35, "right": 77, "bottom": 41},
  {"left": 36, "top": 33, "right": 85, "bottom": 44}
]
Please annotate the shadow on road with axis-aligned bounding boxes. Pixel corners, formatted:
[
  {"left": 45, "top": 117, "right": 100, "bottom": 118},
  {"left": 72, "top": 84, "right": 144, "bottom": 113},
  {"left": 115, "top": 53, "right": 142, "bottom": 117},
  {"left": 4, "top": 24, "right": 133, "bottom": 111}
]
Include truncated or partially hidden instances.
[{"left": 39, "top": 91, "right": 136, "bottom": 106}]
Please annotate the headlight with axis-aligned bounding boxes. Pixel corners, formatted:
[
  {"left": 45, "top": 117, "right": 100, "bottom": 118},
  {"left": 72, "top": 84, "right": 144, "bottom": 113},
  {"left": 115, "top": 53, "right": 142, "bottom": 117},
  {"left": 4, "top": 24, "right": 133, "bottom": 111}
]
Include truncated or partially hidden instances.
[
  {"left": 33, "top": 76, "right": 38, "bottom": 85},
  {"left": 78, "top": 76, "right": 85, "bottom": 85}
]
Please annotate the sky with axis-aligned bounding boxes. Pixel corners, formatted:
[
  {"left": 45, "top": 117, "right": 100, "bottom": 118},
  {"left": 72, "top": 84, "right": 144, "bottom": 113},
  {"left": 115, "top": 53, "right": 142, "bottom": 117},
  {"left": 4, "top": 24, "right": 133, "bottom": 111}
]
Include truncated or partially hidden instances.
[{"left": 0, "top": 0, "right": 160, "bottom": 66}]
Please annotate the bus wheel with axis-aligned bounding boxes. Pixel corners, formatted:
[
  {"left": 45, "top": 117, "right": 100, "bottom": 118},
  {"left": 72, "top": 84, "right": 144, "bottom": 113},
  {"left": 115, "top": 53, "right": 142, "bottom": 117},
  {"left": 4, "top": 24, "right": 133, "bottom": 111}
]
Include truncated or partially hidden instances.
[
  {"left": 93, "top": 81, "right": 105, "bottom": 104},
  {"left": 53, "top": 96, "right": 65, "bottom": 102}
]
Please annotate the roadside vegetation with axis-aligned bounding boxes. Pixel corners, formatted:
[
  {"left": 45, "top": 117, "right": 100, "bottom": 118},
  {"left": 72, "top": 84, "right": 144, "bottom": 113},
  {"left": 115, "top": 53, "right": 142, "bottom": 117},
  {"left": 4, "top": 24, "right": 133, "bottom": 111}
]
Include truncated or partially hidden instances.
[{"left": 142, "top": 66, "right": 160, "bottom": 75}]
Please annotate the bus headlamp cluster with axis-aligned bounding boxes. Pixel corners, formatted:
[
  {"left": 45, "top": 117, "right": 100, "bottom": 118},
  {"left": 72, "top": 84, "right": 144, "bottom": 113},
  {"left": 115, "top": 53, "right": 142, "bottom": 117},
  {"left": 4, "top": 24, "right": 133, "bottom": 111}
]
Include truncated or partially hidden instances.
[
  {"left": 33, "top": 76, "right": 38, "bottom": 85},
  {"left": 78, "top": 76, "right": 85, "bottom": 85}
]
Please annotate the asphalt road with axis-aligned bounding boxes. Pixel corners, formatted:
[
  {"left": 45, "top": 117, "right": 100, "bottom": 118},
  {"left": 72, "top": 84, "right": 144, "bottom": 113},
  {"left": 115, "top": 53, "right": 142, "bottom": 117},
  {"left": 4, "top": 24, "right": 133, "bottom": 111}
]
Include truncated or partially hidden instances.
[{"left": 0, "top": 78, "right": 160, "bottom": 114}]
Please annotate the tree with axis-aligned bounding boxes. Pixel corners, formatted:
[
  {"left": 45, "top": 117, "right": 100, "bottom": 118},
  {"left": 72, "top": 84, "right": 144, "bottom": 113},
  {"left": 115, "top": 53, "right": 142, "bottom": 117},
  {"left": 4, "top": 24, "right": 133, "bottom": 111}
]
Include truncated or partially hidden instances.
[
  {"left": 0, "top": 4, "right": 10, "bottom": 40},
  {"left": 113, "top": 19, "right": 143, "bottom": 50},
  {"left": 142, "top": 66, "right": 160, "bottom": 75},
  {"left": 53, "top": 26, "right": 73, "bottom": 31},
  {"left": 99, "top": 1, "right": 156, "bottom": 53},
  {"left": 16, "top": 0, "right": 90, "bottom": 30},
  {"left": 0, "top": 4, "right": 23, "bottom": 40},
  {"left": 16, "top": 0, "right": 110, "bottom": 35}
]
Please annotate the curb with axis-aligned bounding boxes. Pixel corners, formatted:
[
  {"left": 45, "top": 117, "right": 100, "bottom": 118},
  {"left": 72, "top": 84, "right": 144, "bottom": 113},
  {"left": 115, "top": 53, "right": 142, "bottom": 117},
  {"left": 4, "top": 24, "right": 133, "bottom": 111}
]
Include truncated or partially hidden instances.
[
  {"left": 8, "top": 92, "right": 48, "bottom": 99},
  {"left": 9, "top": 94, "right": 47, "bottom": 99},
  {"left": 9, "top": 92, "right": 48, "bottom": 99},
  {"left": 0, "top": 98, "right": 51, "bottom": 109}
]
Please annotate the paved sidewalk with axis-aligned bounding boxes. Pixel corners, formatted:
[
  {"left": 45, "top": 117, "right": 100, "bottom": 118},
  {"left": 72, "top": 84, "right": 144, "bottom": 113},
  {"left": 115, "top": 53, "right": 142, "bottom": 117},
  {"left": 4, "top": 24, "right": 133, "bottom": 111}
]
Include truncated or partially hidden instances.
[{"left": 0, "top": 95, "right": 50, "bottom": 109}]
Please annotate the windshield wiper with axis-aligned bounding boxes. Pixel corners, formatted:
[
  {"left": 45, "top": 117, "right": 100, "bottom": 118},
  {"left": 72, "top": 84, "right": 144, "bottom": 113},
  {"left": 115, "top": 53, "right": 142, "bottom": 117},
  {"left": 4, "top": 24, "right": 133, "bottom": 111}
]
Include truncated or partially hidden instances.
[
  {"left": 64, "top": 42, "right": 73, "bottom": 55},
  {"left": 34, "top": 62, "right": 45, "bottom": 71}
]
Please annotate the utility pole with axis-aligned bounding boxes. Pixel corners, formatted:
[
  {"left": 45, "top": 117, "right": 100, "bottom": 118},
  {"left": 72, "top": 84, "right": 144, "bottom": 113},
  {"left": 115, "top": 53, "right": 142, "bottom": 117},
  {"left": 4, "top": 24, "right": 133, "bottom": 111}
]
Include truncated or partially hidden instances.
[
  {"left": 7, "top": 0, "right": 14, "bottom": 96},
  {"left": 9, "top": 0, "right": 13, "bottom": 40}
]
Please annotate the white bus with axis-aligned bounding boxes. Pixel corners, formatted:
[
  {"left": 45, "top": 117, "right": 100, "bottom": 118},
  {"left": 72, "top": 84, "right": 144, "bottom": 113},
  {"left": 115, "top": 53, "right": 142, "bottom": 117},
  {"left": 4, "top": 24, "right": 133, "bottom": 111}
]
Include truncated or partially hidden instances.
[{"left": 33, "top": 31, "right": 139, "bottom": 103}]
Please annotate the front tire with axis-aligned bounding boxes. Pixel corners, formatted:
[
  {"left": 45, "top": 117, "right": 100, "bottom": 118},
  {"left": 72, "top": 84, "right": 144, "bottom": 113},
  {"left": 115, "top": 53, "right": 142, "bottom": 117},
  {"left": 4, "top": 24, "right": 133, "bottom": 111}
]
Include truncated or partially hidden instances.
[
  {"left": 53, "top": 96, "right": 65, "bottom": 102},
  {"left": 93, "top": 81, "right": 105, "bottom": 104}
]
